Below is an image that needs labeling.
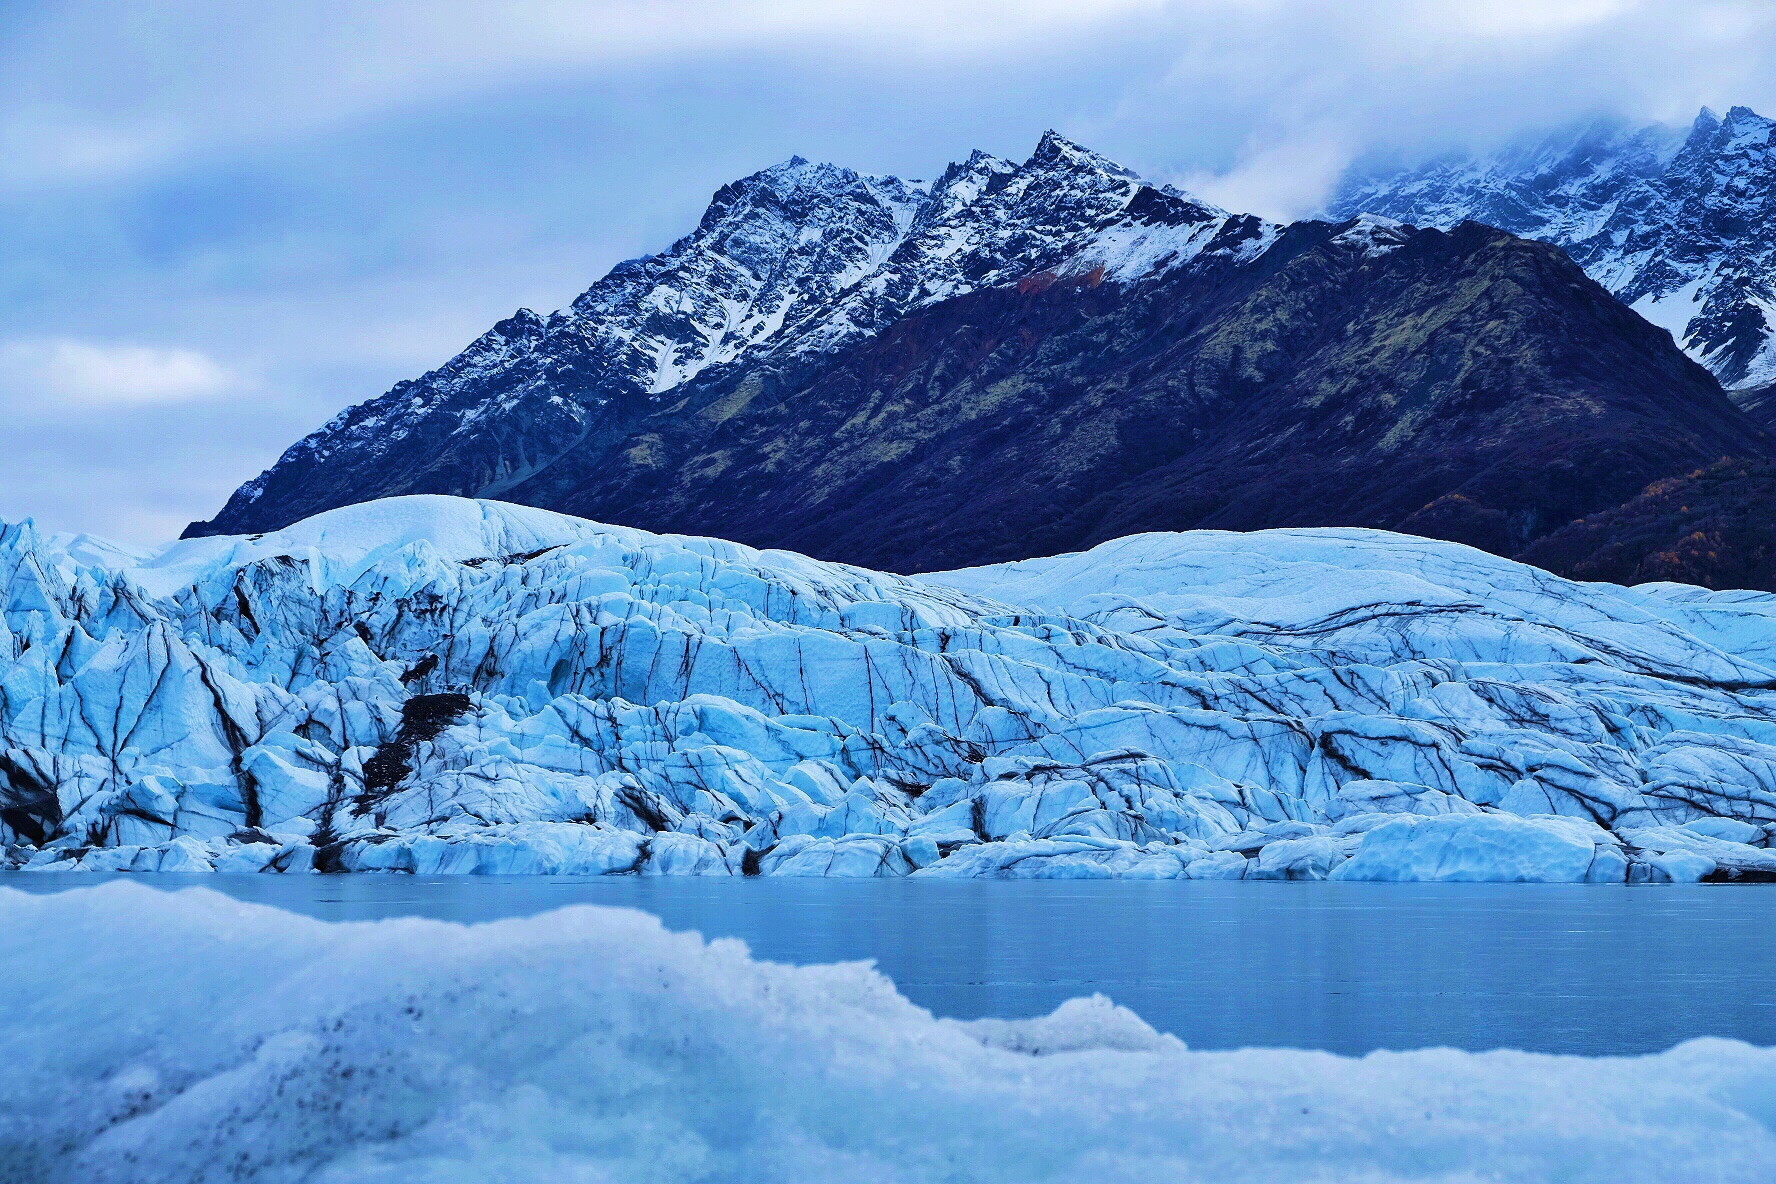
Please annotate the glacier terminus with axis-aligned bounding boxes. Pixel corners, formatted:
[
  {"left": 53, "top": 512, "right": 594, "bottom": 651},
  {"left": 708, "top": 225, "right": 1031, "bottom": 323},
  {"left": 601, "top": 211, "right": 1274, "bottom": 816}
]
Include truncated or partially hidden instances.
[{"left": 4, "top": 496, "right": 1774, "bottom": 882}]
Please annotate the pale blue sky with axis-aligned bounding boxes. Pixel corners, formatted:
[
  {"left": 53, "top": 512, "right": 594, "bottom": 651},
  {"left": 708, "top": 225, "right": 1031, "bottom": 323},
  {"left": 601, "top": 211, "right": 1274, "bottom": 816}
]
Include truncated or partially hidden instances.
[{"left": 6, "top": 0, "right": 1775, "bottom": 541}]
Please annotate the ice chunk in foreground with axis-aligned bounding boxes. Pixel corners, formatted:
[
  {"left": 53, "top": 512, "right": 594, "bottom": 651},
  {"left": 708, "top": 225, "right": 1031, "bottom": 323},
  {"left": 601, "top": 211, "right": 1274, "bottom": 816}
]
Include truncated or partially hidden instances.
[{"left": 2, "top": 883, "right": 1771, "bottom": 1182}]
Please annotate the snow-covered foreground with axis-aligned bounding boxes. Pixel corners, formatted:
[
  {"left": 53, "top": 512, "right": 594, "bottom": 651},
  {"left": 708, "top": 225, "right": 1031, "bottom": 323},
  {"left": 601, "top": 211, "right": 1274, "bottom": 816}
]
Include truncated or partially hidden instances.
[
  {"left": 4, "top": 883, "right": 1772, "bottom": 1182},
  {"left": 3, "top": 496, "right": 1776, "bottom": 880}
]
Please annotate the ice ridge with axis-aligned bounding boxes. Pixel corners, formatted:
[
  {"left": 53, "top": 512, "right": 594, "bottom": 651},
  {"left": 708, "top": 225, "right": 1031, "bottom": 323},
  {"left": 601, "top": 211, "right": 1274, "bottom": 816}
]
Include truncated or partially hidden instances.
[{"left": 5, "top": 497, "right": 1776, "bottom": 879}]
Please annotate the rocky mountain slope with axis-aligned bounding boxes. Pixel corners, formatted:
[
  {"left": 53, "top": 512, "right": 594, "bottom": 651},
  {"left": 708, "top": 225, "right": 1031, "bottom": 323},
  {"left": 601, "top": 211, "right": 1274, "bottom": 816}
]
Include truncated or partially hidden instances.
[
  {"left": 190, "top": 133, "right": 1267, "bottom": 538},
  {"left": 507, "top": 218, "right": 1766, "bottom": 573},
  {"left": 8, "top": 497, "right": 1776, "bottom": 880},
  {"left": 1329, "top": 106, "right": 1776, "bottom": 388}
]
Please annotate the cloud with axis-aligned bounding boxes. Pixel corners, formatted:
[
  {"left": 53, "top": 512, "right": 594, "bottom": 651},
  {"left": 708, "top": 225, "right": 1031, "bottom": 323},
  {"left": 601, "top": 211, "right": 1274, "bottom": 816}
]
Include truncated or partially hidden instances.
[
  {"left": 1, "top": 338, "right": 235, "bottom": 410},
  {"left": 4, "top": 0, "right": 1776, "bottom": 542},
  {"left": 0, "top": 395, "right": 304, "bottom": 544},
  {"left": 1086, "top": 0, "right": 1776, "bottom": 217},
  {"left": 0, "top": 339, "right": 250, "bottom": 540},
  {"left": 8, "top": 1, "right": 1772, "bottom": 190},
  {"left": 0, "top": 336, "right": 312, "bottom": 543},
  {"left": 1180, "top": 130, "right": 1355, "bottom": 222},
  {"left": 0, "top": 0, "right": 1163, "bottom": 189}
]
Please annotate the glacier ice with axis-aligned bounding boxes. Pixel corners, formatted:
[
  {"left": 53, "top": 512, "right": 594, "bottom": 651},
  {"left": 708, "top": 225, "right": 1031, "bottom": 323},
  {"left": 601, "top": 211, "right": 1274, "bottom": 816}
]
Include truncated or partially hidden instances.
[
  {"left": 1329, "top": 814, "right": 1627, "bottom": 883},
  {"left": 2, "top": 882, "right": 1772, "bottom": 1182},
  {"left": 3, "top": 496, "right": 1776, "bottom": 880}
]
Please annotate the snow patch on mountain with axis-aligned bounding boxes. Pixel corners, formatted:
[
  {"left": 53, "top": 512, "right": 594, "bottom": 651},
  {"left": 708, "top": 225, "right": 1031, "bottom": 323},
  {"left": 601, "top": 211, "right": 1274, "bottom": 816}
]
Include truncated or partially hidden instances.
[
  {"left": 1630, "top": 275, "right": 1710, "bottom": 340},
  {"left": 764, "top": 131, "right": 1266, "bottom": 356},
  {"left": 7, "top": 497, "right": 1776, "bottom": 879},
  {"left": 1327, "top": 213, "right": 1411, "bottom": 258}
]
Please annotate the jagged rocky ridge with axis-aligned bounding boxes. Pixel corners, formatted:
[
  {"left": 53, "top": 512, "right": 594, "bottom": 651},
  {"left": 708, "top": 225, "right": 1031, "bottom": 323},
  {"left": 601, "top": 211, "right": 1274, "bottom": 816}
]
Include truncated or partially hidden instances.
[
  {"left": 1330, "top": 105, "right": 1776, "bottom": 389},
  {"left": 190, "top": 133, "right": 1270, "bottom": 538},
  {"left": 10, "top": 497, "right": 1776, "bottom": 879}
]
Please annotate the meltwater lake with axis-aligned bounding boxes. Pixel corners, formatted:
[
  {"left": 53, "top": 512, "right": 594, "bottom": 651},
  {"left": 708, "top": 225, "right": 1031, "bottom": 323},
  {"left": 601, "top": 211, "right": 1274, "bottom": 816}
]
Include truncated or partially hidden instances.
[{"left": 13, "top": 876, "right": 1774, "bottom": 1057}]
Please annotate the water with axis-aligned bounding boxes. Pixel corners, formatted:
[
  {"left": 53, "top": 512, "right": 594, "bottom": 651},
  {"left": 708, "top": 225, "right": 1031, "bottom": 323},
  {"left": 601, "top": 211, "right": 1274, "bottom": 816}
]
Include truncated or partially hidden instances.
[{"left": 10, "top": 875, "right": 1773, "bottom": 1056}]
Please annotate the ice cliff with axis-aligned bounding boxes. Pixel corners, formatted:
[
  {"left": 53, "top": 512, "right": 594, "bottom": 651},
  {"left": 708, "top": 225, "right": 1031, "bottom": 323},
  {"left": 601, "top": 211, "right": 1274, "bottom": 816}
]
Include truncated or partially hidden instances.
[{"left": 4, "top": 496, "right": 1775, "bottom": 880}]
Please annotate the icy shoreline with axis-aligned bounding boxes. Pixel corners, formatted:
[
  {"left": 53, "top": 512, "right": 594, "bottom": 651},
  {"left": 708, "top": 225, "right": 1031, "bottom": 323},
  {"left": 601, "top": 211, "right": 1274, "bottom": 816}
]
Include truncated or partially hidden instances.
[
  {"left": 4, "top": 496, "right": 1776, "bottom": 881},
  {"left": 3, "top": 882, "right": 1771, "bottom": 1182}
]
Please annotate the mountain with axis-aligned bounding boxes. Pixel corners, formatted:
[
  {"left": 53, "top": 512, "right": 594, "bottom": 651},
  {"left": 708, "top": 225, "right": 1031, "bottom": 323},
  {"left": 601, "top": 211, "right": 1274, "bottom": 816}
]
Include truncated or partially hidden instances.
[
  {"left": 1328, "top": 106, "right": 1776, "bottom": 389},
  {"left": 509, "top": 218, "right": 1764, "bottom": 573},
  {"left": 190, "top": 133, "right": 1265, "bottom": 538},
  {"left": 189, "top": 133, "right": 1772, "bottom": 585},
  {"left": 9, "top": 497, "right": 1776, "bottom": 880}
]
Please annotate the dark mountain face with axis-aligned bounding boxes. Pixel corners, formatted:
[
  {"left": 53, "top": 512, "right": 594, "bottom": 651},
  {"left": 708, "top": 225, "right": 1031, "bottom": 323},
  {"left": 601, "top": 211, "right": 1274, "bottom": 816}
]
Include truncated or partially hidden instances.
[
  {"left": 1519, "top": 458, "right": 1776, "bottom": 591},
  {"left": 502, "top": 220, "right": 1768, "bottom": 573}
]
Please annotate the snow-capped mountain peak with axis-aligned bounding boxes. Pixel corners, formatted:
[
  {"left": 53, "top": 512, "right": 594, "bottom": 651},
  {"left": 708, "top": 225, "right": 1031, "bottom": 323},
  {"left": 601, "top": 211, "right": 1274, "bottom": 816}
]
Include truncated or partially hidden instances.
[
  {"left": 476, "top": 133, "right": 1247, "bottom": 402},
  {"left": 913, "top": 149, "right": 1018, "bottom": 231},
  {"left": 506, "top": 132, "right": 1251, "bottom": 396},
  {"left": 1029, "top": 127, "right": 1138, "bottom": 177},
  {"left": 768, "top": 131, "right": 1267, "bottom": 353},
  {"left": 1328, "top": 104, "right": 1776, "bottom": 387},
  {"left": 197, "top": 133, "right": 1271, "bottom": 534},
  {"left": 564, "top": 155, "right": 930, "bottom": 393}
]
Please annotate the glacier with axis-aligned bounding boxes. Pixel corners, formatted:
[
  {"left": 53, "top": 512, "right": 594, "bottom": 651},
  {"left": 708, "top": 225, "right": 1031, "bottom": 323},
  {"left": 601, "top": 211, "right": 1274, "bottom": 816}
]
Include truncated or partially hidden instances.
[
  {"left": 3, "top": 882, "right": 1773, "bottom": 1182},
  {"left": 3, "top": 495, "right": 1776, "bottom": 880}
]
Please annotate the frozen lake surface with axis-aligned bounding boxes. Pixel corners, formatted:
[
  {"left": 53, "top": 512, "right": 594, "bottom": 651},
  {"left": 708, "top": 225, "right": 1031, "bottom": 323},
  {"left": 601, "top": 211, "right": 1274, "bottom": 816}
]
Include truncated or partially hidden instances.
[{"left": 13, "top": 875, "right": 1772, "bottom": 1056}]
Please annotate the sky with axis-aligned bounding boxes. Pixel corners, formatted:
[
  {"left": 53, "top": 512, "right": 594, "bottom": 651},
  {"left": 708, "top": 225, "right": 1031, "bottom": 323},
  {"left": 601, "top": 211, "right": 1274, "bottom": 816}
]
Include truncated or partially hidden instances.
[{"left": 5, "top": 0, "right": 1776, "bottom": 544}]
